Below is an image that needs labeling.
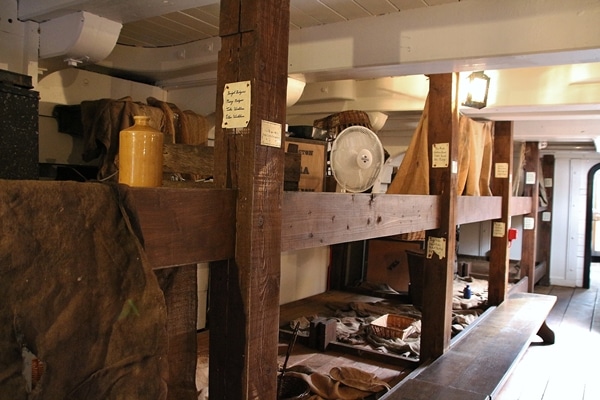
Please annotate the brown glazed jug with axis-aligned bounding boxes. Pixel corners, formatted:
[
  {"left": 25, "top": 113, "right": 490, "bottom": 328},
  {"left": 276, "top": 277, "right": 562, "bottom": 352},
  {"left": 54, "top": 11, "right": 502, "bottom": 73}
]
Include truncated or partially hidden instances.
[{"left": 118, "top": 115, "right": 164, "bottom": 187}]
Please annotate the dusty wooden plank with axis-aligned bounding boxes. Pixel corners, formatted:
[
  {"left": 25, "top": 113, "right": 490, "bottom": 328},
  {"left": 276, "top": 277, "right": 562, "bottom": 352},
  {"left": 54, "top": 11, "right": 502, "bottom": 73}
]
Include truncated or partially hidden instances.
[
  {"left": 281, "top": 192, "right": 439, "bottom": 252},
  {"left": 128, "top": 187, "right": 236, "bottom": 268},
  {"left": 210, "top": 0, "right": 290, "bottom": 398},
  {"left": 420, "top": 73, "right": 459, "bottom": 362},
  {"left": 163, "top": 143, "right": 300, "bottom": 184},
  {"left": 521, "top": 142, "right": 540, "bottom": 292},
  {"left": 456, "top": 196, "right": 501, "bottom": 224},
  {"left": 488, "top": 121, "right": 513, "bottom": 306},
  {"left": 163, "top": 143, "right": 213, "bottom": 176}
]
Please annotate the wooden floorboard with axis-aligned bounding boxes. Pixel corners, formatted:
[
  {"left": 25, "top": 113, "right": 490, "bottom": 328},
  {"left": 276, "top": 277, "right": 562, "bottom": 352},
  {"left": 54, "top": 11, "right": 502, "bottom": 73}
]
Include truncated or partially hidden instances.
[{"left": 496, "top": 264, "right": 600, "bottom": 400}]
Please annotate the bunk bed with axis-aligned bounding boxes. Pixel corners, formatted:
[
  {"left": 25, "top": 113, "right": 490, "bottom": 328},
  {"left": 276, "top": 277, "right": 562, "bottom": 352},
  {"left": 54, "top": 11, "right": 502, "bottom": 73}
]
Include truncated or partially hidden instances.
[
  {"left": 0, "top": 93, "right": 553, "bottom": 400},
  {"left": 0, "top": 3, "right": 556, "bottom": 400}
]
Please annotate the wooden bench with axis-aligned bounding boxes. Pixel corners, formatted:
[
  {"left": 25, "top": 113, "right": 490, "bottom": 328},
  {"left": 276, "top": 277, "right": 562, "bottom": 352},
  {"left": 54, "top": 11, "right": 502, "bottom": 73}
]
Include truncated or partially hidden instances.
[{"left": 381, "top": 291, "right": 557, "bottom": 400}]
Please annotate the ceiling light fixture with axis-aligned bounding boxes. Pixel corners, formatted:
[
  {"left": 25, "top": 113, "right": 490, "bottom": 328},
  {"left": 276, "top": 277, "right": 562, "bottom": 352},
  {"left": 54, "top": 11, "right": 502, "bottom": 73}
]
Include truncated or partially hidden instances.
[{"left": 462, "top": 71, "right": 490, "bottom": 109}]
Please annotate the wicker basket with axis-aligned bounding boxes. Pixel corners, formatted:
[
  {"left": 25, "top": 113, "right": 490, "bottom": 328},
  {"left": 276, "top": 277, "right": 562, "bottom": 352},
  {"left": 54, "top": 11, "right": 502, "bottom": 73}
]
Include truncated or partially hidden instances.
[
  {"left": 370, "top": 314, "right": 417, "bottom": 341},
  {"left": 313, "top": 110, "right": 372, "bottom": 139}
]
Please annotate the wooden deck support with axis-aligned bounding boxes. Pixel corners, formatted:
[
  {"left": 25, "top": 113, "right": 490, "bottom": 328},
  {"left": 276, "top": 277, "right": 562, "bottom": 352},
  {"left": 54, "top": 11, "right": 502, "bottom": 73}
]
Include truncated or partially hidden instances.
[
  {"left": 210, "top": 0, "right": 290, "bottom": 398},
  {"left": 538, "top": 154, "right": 555, "bottom": 286},
  {"left": 488, "top": 121, "right": 514, "bottom": 306},
  {"left": 521, "top": 142, "right": 540, "bottom": 292},
  {"left": 420, "top": 73, "right": 459, "bottom": 362}
]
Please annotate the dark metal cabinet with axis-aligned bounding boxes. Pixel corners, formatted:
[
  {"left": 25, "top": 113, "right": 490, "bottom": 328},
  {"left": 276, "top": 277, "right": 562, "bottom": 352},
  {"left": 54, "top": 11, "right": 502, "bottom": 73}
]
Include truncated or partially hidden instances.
[{"left": 0, "top": 70, "right": 39, "bottom": 180}]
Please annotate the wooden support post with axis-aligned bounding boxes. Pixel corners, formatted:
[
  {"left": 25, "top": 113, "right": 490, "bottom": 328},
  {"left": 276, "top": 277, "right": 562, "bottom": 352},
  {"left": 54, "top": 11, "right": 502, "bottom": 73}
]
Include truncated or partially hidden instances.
[
  {"left": 521, "top": 142, "right": 540, "bottom": 292},
  {"left": 420, "top": 73, "right": 459, "bottom": 362},
  {"left": 488, "top": 121, "right": 513, "bottom": 306},
  {"left": 210, "top": 0, "right": 290, "bottom": 399},
  {"left": 538, "top": 154, "right": 554, "bottom": 286}
]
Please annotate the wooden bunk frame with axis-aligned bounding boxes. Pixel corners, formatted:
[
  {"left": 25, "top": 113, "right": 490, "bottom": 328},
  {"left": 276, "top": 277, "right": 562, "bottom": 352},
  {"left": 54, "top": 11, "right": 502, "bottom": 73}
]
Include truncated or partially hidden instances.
[{"left": 125, "top": 1, "right": 554, "bottom": 399}]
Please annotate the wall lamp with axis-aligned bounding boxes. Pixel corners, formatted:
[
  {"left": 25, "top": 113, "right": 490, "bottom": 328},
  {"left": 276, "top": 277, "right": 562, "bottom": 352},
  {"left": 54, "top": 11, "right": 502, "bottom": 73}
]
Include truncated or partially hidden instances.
[{"left": 462, "top": 71, "right": 491, "bottom": 109}]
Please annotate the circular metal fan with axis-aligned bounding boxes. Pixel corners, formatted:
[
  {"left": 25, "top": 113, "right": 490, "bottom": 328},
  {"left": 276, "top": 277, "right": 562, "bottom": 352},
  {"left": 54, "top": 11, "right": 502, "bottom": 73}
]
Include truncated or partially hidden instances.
[{"left": 330, "top": 125, "right": 385, "bottom": 192}]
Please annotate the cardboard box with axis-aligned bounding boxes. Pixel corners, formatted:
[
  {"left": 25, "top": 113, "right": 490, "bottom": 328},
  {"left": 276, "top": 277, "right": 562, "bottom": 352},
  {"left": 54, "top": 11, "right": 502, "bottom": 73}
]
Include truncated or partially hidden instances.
[{"left": 285, "top": 137, "right": 327, "bottom": 192}]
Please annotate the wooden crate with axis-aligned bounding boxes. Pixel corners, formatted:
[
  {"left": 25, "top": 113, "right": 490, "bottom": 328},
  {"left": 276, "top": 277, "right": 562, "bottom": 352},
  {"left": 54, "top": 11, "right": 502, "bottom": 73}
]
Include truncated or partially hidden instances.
[{"left": 285, "top": 137, "right": 327, "bottom": 192}]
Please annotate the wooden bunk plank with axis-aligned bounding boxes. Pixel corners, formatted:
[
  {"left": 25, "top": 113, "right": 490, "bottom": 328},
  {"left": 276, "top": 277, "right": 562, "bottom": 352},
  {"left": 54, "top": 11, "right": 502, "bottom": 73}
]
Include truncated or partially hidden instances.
[
  {"left": 456, "top": 196, "right": 501, "bottom": 224},
  {"left": 510, "top": 196, "right": 533, "bottom": 215},
  {"left": 281, "top": 192, "right": 439, "bottom": 252},
  {"left": 129, "top": 187, "right": 236, "bottom": 268},
  {"left": 384, "top": 292, "right": 557, "bottom": 400}
]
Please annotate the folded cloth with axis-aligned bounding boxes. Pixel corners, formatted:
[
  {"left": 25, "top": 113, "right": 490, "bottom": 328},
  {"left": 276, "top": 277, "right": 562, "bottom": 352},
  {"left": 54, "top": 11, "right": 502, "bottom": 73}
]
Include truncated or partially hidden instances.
[{"left": 289, "top": 366, "right": 390, "bottom": 400}]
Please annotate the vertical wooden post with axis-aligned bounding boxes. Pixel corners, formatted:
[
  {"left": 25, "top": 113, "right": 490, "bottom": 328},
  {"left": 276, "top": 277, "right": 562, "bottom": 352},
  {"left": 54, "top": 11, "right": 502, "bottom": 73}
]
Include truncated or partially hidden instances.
[
  {"left": 488, "top": 121, "right": 513, "bottom": 306},
  {"left": 521, "top": 142, "right": 540, "bottom": 292},
  {"left": 210, "top": 0, "right": 290, "bottom": 399},
  {"left": 420, "top": 73, "right": 458, "bottom": 362},
  {"left": 538, "top": 154, "right": 554, "bottom": 286}
]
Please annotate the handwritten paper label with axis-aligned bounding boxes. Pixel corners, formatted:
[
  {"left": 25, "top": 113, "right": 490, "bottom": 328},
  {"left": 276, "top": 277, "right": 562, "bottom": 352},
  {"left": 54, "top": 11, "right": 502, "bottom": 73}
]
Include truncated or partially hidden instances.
[
  {"left": 492, "top": 222, "right": 506, "bottom": 237},
  {"left": 544, "top": 178, "right": 553, "bottom": 188},
  {"left": 523, "top": 217, "right": 535, "bottom": 230},
  {"left": 525, "top": 172, "right": 536, "bottom": 185},
  {"left": 426, "top": 236, "right": 446, "bottom": 260},
  {"left": 260, "top": 120, "right": 282, "bottom": 148},
  {"left": 495, "top": 163, "right": 509, "bottom": 179},
  {"left": 432, "top": 143, "right": 449, "bottom": 168},
  {"left": 222, "top": 81, "right": 251, "bottom": 129}
]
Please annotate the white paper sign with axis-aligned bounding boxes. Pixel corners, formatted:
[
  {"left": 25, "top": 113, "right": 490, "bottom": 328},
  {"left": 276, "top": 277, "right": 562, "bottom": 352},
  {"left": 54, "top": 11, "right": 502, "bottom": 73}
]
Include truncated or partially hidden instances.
[
  {"left": 544, "top": 178, "right": 553, "bottom": 188},
  {"left": 526, "top": 172, "right": 536, "bottom": 185},
  {"left": 260, "top": 120, "right": 282, "bottom": 148},
  {"left": 523, "top": 217, "right": 535, "bottom": 230},
  {"left": 542, "top": 211, "right": 551, "bottom": 222},
  {"left": 222, "top": 81, "right": 251, "bottom": 129}
]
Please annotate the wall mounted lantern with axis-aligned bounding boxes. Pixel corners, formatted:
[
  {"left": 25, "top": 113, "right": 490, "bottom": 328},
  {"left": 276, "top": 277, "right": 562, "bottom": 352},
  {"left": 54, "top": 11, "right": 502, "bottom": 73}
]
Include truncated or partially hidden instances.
[{"left": 462, "top": 71, "right": 490, "bottom": 109}]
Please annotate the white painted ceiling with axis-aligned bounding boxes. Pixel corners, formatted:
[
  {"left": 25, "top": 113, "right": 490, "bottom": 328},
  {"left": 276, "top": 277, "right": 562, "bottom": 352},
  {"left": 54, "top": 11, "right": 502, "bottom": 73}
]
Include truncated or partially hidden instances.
[{"left": 22, "top": 0, "right": 600, "bottom": 146}]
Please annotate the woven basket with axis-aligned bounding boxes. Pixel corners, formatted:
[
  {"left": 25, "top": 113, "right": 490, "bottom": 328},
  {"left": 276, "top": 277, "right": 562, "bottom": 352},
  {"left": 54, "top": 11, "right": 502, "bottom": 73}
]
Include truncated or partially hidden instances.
[
  {"left": 370, "top": 314, "right": 417, "bottom": 341},
  {"left": 313, "top": 110, "right": 372, "bottom": 139}
]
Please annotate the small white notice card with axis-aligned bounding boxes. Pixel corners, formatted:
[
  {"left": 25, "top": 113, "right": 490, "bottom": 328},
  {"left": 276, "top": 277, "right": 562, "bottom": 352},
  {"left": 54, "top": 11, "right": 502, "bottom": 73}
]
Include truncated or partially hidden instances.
[
  {"left": 526, "top": 172, "right": 536, "bottom": 185},
  {"left": 495, "top": 163, "right": 509, "bottom": 179},
  {"left": 492, "top": 222, "right": 506, "bottom": 237},
  {"left": 426, "top": 236, "right": 446, "bottom": 260},
  {"left": 260, "top": 120, "right": 282, "bottom": 148},
  {"left": 432, "top": 143, "right": 449, "bottom": 168},
  {"left": 544, "top": 178, "right": 553, "bottom": 188},
  {"left": 523, "top": 217, "right": 535, "bottom": 230},
  {"left": 542, "top": 211, "right": 551, "bottom": 222},
  {"left": 222, "top": 81, "right": 251, "bottom": 129}
]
